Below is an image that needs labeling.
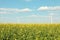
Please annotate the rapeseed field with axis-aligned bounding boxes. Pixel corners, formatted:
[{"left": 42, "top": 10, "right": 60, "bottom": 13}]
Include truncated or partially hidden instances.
[{"left": 0, "top": 24, "right": 60, "bottom": 40}]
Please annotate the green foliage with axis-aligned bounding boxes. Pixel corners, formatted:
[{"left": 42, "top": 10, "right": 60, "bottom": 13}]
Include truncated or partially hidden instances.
[{"left": 0, "top": 24, "right": 60, "bottom": 40}]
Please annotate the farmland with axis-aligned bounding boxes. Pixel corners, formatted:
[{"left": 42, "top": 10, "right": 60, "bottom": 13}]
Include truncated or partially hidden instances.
[{"left": 0, "top": 24, "right": 60, "bottom": 40}]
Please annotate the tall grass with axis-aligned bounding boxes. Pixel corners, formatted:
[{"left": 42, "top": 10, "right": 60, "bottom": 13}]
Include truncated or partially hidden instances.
[{"left": 0, "top": 24, "right": 60, "bottom": 40}]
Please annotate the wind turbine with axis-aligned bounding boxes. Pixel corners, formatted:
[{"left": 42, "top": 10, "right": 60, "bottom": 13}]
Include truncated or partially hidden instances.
[
  {"left": 49, "top": 13, "right": 54, "bottom": 24},
  {"left": 40, "top": 13, "right": 54, "bottom": 24}
]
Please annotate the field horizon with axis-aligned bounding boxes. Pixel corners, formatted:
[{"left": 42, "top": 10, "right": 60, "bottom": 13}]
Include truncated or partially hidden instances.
[{"left": 0, "top": 23, "right": 60, "bottom": 24}]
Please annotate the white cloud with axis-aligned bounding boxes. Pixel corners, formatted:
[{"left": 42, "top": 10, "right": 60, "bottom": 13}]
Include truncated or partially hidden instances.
[
  {"left": 28, "top": 15, "right": 39, "bottom": 17},
  {"left": 30, "top": 15, "right": 50, "bottom": 17},
  {"left": 19, "top": 14, "right": 50, "bottom": 18},
  {"left": 38, "top": 6, "right": 48, "bottom": 11},
  {"left": 20, "top": 8, "right": 32, "bottom": 12},
  {"left": 53, "top": 17, "right": 60, "bottom": 20},
  {"left": 16, "top": 15, "right": 39, "bottom": 18},
  {"left": 0, "top": 12, "right": 8, "bottom": 14},
  {"left": 25, "top": 0, "right": 32, "bottom": 2},
  {"left": 38, "top": 6, "right": 60, "bottom": 11},
  {"left": 27, "top": 15, "right": 48, "bottom": 17},
  {"left": 0, "top": 8, "right": 32, "bottom": 14},
  {"left": 49, "top": 13, "right": 55, "bottom": 16}
]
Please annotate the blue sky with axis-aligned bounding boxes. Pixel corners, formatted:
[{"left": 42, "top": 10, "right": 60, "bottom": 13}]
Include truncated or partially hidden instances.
[{"left": 0, "top": 0, "right": 60, "bottom": 23}]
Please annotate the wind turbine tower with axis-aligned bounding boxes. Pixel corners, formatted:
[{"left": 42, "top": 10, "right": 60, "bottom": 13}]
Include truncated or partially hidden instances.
[{"left": 49, "top": 13, "right": 54, "bottom": 24}]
